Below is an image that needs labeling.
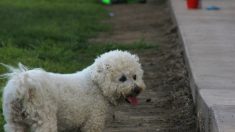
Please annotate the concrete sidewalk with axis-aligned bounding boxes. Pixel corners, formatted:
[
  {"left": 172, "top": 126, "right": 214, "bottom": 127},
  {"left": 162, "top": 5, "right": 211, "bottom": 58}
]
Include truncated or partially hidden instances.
[{"left": 169, "top": 0, "right": 235, "bottom": 132}]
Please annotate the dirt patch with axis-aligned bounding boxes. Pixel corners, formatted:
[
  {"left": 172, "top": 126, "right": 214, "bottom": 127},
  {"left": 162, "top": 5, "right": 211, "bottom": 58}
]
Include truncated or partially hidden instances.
[{"left": 93, "top": 0, "right": 196, "bottom": 131}]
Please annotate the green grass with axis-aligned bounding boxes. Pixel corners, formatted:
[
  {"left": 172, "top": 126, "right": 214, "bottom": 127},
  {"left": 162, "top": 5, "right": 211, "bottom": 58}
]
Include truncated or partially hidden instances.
[{"left": 0, "top": 0, "right": 157, "bottom": 130}]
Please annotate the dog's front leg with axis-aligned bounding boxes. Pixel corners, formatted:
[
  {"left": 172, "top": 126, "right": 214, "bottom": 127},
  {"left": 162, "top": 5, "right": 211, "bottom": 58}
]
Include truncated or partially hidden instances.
[
  {"left": 81, "top": 113, "right": 106, "bottom": 132},
  {"left": 31, "top": 114, "right": 58, "bottom": 132},
  {"left": 32, "top": 120, "right": 57, "bottom": 132}
]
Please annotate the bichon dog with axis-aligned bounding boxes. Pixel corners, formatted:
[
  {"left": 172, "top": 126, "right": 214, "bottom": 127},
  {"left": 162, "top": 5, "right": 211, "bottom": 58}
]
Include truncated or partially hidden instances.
[{"left": 1, "top": 50, "right": 146, "bottom": 132}]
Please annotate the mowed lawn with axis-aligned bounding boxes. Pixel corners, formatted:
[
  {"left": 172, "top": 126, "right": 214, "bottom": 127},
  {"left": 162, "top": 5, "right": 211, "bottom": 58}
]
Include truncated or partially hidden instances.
[{"left": 0, "top": 0, "right": 156, "bottom": 130}]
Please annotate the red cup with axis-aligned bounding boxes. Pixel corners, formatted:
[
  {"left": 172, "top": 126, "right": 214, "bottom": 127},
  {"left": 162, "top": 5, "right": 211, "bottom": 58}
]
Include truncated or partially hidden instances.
[{"left": 187, "top": 0, "right": 199, "bottom": 9}]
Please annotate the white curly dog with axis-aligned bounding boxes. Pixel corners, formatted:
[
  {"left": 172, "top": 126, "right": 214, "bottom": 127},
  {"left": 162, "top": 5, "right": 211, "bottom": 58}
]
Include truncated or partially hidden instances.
[{"left": 2, "top": 50, "right": 146, "bottom": 132}]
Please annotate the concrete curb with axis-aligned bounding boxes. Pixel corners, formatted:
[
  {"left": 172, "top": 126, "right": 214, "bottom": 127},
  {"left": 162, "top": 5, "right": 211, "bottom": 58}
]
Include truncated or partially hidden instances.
[{"left": 169, "top": 0, "right": 235, "bottom": 131}]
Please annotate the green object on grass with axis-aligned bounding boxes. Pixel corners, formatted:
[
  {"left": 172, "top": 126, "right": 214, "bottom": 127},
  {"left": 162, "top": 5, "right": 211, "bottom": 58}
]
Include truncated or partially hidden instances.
[{"left": 102, "top": 0, "right": 111, "bottom": 4}]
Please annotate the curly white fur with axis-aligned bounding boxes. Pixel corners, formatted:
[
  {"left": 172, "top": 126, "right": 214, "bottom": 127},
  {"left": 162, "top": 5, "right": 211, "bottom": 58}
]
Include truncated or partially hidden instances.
[{"left": 2, "top": 50, "right": 146, "bottom": 132}]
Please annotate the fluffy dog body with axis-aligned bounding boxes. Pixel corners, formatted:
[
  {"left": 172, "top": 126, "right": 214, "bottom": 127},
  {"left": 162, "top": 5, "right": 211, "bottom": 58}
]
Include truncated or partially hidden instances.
[{"left": 2, "top": 50, "right": 145, "bottom": 132}]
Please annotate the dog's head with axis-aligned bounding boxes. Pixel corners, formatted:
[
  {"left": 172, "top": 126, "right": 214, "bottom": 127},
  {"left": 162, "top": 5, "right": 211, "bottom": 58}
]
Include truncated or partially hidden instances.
[{"left": 91, "top": 50, "right": 146, "bottom": 106}]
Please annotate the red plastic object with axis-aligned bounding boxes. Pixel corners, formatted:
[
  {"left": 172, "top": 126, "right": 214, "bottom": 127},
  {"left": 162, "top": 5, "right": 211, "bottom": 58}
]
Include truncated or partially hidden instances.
[{"left": 187, "top": 0, "right": 200, "bottom": 9}]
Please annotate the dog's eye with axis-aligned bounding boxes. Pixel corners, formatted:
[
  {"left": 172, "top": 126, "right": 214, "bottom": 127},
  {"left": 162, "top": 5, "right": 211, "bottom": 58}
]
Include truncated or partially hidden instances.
[
  {"left": 133, "top": 75, "right": 137, "bottom": 80},
  {"left": 119, "top": 75, "right": 127, "bottom": 82}
]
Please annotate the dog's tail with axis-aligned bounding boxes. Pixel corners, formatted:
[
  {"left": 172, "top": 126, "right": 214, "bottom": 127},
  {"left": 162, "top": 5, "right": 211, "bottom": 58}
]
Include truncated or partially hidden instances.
[{"left": 0, "top": 63, "right": 29, "bottom": 79}]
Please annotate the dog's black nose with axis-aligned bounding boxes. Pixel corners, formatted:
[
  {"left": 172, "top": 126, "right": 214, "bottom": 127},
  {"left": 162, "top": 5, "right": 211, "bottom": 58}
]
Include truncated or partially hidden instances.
[{"left": 133, "top": 86, "right": 141, "bottom": 95}]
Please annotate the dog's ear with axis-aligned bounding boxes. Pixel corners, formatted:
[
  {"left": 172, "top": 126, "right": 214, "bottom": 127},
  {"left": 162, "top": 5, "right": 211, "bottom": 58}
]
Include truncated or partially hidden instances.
[
  {"left": 91, "top": 63, "right": 112, "bottom": 84},
  {"left": 91, "top": 62, "right": 119, "bottom": 104},
  {"left": 104, "top": 64, "right": 111, "bottom": 71}
]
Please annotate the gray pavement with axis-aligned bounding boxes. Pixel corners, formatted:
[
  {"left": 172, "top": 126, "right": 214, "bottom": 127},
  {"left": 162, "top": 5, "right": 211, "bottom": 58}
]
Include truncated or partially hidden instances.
[{"left": 170, "top": 0, "right": 235, "bottom": 131}]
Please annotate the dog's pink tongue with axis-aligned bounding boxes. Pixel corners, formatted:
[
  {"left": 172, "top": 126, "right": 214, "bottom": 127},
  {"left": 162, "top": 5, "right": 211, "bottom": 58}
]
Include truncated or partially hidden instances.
[{"left": 127, "top": 97, "right": 139, "bottom": 106}]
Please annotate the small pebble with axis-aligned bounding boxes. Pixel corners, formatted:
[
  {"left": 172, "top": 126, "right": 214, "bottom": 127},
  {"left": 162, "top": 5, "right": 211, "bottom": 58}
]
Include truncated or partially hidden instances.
[
  {"left": 109, "top": 12, "right": 115, "bottom": 17},
  {"left": 146, "top": 98, "right": 152, "bottom": 102},
  {"left": 206, "top": 6, "right": 220, "bottom": 11}
]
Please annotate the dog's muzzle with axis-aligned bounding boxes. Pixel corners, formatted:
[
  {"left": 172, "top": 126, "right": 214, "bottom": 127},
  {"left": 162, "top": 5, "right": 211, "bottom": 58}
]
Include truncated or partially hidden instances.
[
  {"left": 133, "top": 85, "right": 141, "bottom": 96},
  {"left": 125, "top": 85, "right": 142, "bottom": 106}
]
